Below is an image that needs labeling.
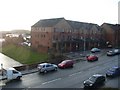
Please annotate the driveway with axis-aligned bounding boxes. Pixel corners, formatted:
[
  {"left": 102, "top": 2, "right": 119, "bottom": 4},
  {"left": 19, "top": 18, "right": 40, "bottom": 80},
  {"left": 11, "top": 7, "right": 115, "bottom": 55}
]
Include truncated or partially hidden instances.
[{"left": 0, "top": 53, "right": 22, "bottom": 69}]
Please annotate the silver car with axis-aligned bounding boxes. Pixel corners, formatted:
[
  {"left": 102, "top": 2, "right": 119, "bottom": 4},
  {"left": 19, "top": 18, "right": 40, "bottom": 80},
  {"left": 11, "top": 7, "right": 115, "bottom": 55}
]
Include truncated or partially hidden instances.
[
  {"left": 91, "top": 48, "right": 100, "bottom": 53},
  {"left": 37, "top": 63, "right": 58, "bottom": 73}
]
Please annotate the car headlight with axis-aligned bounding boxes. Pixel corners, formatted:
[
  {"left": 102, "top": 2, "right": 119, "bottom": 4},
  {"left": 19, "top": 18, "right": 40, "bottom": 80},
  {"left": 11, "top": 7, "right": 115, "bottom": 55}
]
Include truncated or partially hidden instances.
[
  {"left": 109, "top": 73, "right": 113, "bottom": 75},
  {"left": 89, "top": 84, "right": 93, "bottom": 86}
]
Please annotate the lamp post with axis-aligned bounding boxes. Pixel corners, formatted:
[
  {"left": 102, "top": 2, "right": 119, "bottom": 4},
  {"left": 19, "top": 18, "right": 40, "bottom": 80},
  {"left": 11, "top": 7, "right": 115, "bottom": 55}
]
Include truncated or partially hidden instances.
[
  {"left": 83, "top": 30, "right": 86, "bottom": 55},
  {"left": 84, "top": 37, "right": 86, "bottom": 51},
  {"left": 76, "top": 44, "right": 78, "bottom": 51},
  {"left": 1, "top": 63, "right": 3, "bottom": 76}
]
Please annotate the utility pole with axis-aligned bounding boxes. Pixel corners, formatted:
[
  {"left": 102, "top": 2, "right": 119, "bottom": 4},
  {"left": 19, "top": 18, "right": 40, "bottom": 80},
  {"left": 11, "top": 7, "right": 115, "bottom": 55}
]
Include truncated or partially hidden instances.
[
  {"left": 84, "top": 37, "right": 86, "bottom": 51},
  {"left": 1, "top": 63, "right": 3, "bottom": 76},
  {"left": 83, "top": 29, "right": 86, "bottom": 55}
]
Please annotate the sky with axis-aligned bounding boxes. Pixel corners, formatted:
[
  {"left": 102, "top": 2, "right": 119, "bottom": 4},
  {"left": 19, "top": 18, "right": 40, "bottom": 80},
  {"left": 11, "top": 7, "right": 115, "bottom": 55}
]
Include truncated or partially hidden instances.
[{"left": 0, "top": 0, "right": 119, "bottom": 31}]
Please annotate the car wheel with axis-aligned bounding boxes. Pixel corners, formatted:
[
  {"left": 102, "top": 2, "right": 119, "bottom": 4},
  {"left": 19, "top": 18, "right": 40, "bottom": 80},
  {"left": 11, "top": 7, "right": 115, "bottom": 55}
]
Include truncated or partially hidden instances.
[
  {"left": 96, "top": 58, "right": 98, "bottom": 61},
  {"left": 71, "top": 65, "right": 73, "bottom": 68},
  {"left": 54, "top": 67, "right": 57, "bottom": 71},
  {"left": 17, "top": 76, "right": 21, "bottom": 80},
  {"left": 106, "top": 74, "right": 109, "bottom": 77},
  {"left": 63, "top": 66, "right": 65, "bottom": 69},
  {"left": 44, "top": 70, "right": 47, "bottom": 73}
]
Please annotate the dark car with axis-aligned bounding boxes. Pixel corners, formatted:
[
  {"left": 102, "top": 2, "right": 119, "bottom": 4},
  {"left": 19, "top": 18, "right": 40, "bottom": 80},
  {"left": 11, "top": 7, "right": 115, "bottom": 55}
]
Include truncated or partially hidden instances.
[
  {"left": 83, "top": 74, "right": 105, "bottom": 88},
  {"left": 58, "top": 60, "right": 74, "bottom": 68},
  {"left": 106, "top": 66, "right": 120, "bottom": 77},
  {"left": 86, "top": 54, "right": 98, "bottom": 62},
  {"left": 107, "top": 49, "right": 120, "bottom": 56}
]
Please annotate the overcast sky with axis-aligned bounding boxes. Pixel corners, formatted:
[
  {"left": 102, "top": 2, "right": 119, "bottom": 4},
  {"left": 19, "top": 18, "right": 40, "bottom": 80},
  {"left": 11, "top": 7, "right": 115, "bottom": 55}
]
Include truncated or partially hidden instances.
[{"left": 0, "top": 0, "right": 119, "bottom": 31}]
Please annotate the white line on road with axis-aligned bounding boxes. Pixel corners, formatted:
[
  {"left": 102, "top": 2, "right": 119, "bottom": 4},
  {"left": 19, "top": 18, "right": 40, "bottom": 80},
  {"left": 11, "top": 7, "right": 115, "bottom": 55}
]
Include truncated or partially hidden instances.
[
  {"left": 69, "top": 71, "right": 82, "bottom": 77},
  {"left": 88, "top": 66, "right": 100, "bottom": 71},
  {"left": 42, "top": 78, "right": 61, "bottom": 85}
]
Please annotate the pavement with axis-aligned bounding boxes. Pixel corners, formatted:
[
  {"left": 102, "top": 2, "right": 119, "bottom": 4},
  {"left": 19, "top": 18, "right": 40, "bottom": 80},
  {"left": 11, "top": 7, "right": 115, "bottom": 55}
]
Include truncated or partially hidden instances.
[
  {"left": 0, "top": 53, "right": 23, "bottom": 69},
  {"left": 21, "top": 68, "right": 38, "bottom": 75}
]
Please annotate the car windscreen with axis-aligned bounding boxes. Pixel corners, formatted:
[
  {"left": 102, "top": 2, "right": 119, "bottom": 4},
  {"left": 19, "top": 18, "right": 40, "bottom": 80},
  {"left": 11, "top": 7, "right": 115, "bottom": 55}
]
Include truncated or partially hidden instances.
[
  {"left": 89, "top": 76, "right": 97, "bottom": 82},
  {"left": 109, "top": 68, "right": 117, "bottom": 72},
  {"left": 61, "top": 61, "right": 67, "bottom": 64},
  {"left": 38, "top": 64, "right": 45, "bottom": 68}
]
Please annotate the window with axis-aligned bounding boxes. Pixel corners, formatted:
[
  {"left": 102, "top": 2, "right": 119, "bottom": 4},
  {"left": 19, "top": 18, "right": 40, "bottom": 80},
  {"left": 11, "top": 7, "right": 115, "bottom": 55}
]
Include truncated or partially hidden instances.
[
  {"left": 54, "top": 28, "right": 56, "bottom": 32},
  {"left": 43, "top": 65, "right": 45, "bottom": 68},
  {"left": 46, "top": 64, "right": 50, "bottom": 67},
  {"left": 41, "top": 35, "right": 43, "bottom": 38},
  {"left": 81, "top": 36, "right": 83, "bottom": 39},
  {"left": 13, "top": 70, "right": 18, "bottom": 74},
  {"left": 67, "top": 36, "right": 70, "bottom": 40}
]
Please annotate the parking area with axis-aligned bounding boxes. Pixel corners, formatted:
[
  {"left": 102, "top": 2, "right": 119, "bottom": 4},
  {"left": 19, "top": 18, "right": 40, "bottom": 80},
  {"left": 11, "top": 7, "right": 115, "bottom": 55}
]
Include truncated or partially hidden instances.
[{"left": 65, "top": 49, "right": 108, "bottom": 60}]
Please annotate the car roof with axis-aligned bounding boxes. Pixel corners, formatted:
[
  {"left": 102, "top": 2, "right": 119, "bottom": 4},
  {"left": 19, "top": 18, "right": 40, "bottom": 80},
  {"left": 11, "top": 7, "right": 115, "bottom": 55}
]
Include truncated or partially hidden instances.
[
  {"left": 63, "top": 60, "right": 73, "bottom": 62},
  {"left": 112, "top": 66, "right": 119, "bottom": 69},
  {"left": 8, "top": 68, "right": 16, "bottom": 70},
  {"left": 93, "top": 74, "right": 104, "bottom": 77},
  {"left": 39, "top": 63, "right": 51, "bottom": 65},
  {"left": 92, "top": 48, "right": 98, "bottom": 49},
  {"left": 89, "top": 54, "right": 95, "bottom": 56}
]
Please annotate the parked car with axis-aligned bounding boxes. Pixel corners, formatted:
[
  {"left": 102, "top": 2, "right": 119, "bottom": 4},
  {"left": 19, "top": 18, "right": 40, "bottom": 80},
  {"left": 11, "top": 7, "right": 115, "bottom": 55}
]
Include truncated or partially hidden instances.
[
  {"left": 58, "top": 60, "right": 74, "bottom": 68},
  {"left": 86, "top": 54, "right": 98, "bottom": 62},
  {"left": 83, "top": 74, "right": 105, "bottom": 88},
  {"left": 37, "top": 63, "right": 58, "bottom": 73},
  {"left": 106, "top": 66, "right": 120, "bottom": 77},
  {"left": 107, "top": 49, "right": 120, "bottom": 56},
  {"left": 107, "top": 44, "right": 112, "bottom": 48},
  {"left": 91, "top": 48, "right": 100, "bottom": 53}
]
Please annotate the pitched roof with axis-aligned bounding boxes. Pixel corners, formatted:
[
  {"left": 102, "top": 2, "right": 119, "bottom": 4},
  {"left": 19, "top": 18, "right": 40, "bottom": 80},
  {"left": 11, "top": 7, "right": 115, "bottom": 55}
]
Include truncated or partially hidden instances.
[
  {"left": 32, "top": 17, "right": 100, "bottom": 31},
  {"left": 32, "top": 17, "right": 64, "bottom": 27},
  {"left": 102, "top": 23, "right": 120, "bottom": 30},
  {"left": 67, "top": 20, "right": 99, "bottom": 30},
  {"left": 67, "top": 20, "right": 83, "bottom": 29}
]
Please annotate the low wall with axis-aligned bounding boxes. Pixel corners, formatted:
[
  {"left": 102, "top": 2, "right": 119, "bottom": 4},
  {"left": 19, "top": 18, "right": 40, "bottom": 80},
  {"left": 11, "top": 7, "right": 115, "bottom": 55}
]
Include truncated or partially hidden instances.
[
  {"left": 13, "top": 55, "right": 67, "bottom": 71},
  {"left": 13, "top": 63, "right": 38, "bottom": 71}
]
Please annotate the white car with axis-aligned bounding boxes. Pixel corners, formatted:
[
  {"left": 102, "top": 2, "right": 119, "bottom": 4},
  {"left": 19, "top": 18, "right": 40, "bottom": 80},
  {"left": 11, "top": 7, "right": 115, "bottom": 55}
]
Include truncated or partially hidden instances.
[
  {"left": 91, "top": 48, "right": 100, "bottom": 53},
  {"left": 107, "top": 49, "right": 120, "bottom": 56},
  {"left": 37, "top": 63, "right": 58, "bottom": 73}
]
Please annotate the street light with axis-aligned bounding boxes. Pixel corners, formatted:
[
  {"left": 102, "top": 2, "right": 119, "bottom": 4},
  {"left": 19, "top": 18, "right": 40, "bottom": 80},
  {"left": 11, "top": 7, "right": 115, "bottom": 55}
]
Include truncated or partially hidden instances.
[
  {"left": 1, "top": 63, "right": 3, "bottom": 76},
  {"left": 76, "top": 44, "right": 78, "bottom": 51},
  {"left": 83, "top": 29, "right": 86, "bottom": 55},
  {"left": 84, "top": 37, "right": 86, "bottom": 51}
]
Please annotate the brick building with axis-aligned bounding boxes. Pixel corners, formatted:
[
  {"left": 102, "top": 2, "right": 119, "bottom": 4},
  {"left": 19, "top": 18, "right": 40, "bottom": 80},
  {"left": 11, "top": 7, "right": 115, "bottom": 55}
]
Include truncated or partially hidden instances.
[
  {"left": 31, "top": 18, "right": 102, "bottom": 53},
  {"left": 101, "top": 23, "right": 120, "bottom": 48}
]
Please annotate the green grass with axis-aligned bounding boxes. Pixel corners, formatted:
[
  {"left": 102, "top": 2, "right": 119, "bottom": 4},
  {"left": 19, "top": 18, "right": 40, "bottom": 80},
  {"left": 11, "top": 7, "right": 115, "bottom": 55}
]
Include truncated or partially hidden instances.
[{"left": 1, "top": 44, "right": 49, "bottom": 64}]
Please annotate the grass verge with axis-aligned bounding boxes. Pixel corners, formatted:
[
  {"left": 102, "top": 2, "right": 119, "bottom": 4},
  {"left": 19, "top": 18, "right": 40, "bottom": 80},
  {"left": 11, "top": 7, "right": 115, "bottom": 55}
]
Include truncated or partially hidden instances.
[{"left": 1, "top": 44, "right": 48, "bottom": 64}]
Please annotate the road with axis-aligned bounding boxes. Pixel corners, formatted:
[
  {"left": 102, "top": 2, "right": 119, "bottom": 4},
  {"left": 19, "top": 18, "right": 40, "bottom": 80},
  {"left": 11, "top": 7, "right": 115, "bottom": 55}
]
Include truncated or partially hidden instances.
[{"left": 1, "top": 51, "right": 120, "bottom": 89}]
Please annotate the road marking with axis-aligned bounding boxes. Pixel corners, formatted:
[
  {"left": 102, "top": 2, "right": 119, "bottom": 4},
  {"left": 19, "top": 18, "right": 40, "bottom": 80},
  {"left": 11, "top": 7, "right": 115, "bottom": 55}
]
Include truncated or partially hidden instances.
[
  {"left": 42, "top": 78, "right": 61, "bottom": 85},
  {"left": 88, "top": 66, "right": 100, "bottom": 71},
  {"left": 69, "top": 71, "right": 82, "bottom": 77}
]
